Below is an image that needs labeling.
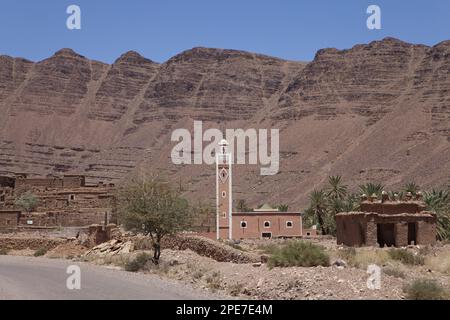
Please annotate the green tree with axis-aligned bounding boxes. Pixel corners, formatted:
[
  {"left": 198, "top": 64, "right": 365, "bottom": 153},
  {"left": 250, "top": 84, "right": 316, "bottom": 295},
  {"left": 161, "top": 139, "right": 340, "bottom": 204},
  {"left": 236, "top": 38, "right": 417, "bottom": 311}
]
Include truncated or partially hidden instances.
[
  {"left": 424, "top": 189, "right": 450, "bottom": 240},
  {"left": 326, "top": 175, "right": 347, "bottom": 200},
  {"left": 308, "top": 190, "right": 329, "bottom": 235},
  {"left": 278, "top": 204, "right": 289, "bottom": 212},
  {"left": 404, "top": 182, "right": 421, "bottom": 196},
  {"left": 116, "top": 176, "right": 192, "bottom": 264},
  {"left": 14, "top": 191, "right": 39, "bottom": 213},
  {"left": 359, "top": 183, "right": 384, "bottom": 198}
]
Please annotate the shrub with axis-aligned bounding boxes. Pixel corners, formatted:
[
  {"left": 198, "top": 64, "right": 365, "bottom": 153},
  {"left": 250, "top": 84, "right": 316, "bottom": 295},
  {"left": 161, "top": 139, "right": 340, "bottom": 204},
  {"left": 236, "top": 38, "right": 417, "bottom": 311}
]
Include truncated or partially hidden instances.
[
  {"left": 337, "top": 247, "right": 357, "bottom": 264},
  {"left": 225, "top": 241, "right": 246, "bottom": 251},
  {"left": 34, "top": 247, "right": 47, "bottom": 257},
  {"left": 228, "top": 282, "right": 244, "bottom": 296},
  {"left": 404, "top": 279, "right": 448, "bottom": 300},
  {"left": 205, "top": 271, "right": 222, "bottom": 291},
  {"left": 268, "top": 241, "right": 330, "bottom": 268},
  {"left": 257, "top": 243, "right": 280, "bottom": 255},
  {"left": 124, "top": 252, "right": 151, "bottom": 272},
  {"left": 0, "top": 248, "right": 9, "bottom": 255},
  {"left": 383, "top": 266, "right": 406, "bottom": 279},
  {"left": 388, "top": 249, "right": 424, "bottom": 266}
]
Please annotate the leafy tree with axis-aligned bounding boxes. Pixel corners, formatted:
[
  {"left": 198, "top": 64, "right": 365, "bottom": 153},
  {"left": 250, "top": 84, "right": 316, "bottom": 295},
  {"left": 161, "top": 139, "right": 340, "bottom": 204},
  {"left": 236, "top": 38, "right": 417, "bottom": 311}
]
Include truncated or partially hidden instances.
[
  {"left": 326, "top": 175, "right": 347, "bottom": 200},
  {"left": 308, "top": 190, "right": 329, "bottom": 235},
  {"left": 404, "top": 182, "right": 420, "bottom": 196},
  {"left": 305, "top": 176, "right": 360, "bottom": 236},
  {"left": 359, "top": 183, "right": 384, "bottom": 198},
  {"left": 424, "top": 189, "right": 450, "bottom": 240},
  {"left": 116, "top": 176, "right": 192, "bottom": 264},
  {"left": 14, "top": 191, "right": 39, "bottom": 213}
]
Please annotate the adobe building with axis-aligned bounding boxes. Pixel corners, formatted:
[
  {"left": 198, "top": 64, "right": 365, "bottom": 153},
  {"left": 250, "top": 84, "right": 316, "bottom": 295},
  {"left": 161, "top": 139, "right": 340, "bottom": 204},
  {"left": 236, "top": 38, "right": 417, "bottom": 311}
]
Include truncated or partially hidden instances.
[
  {"left": 0, "top": 174, "right": 115, "bottom": 231},
  {"left": 216, "top": 139, "right": 303, "bottom": 240},
  {"left": 336, "top": 192, "right": 436, "bottom": 247}
]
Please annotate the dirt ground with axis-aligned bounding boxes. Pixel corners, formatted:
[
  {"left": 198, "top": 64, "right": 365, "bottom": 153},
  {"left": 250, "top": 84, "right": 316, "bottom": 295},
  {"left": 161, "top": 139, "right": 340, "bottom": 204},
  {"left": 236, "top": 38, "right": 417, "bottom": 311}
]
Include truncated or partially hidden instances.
[{"left": 3, "top": 234, "right": 450, "bottom": 300}]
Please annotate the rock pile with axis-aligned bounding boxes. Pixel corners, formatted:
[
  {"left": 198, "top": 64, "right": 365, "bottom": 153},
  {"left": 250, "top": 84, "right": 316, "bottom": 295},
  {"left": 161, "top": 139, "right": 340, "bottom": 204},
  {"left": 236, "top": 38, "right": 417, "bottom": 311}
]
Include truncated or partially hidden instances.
[{"left": 84, "top": 239, "right": 134, "bottom": 257}]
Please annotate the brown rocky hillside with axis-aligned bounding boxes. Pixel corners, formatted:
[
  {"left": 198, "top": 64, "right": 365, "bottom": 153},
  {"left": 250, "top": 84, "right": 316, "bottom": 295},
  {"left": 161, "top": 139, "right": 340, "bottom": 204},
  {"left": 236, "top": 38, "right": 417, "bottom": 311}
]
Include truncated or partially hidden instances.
[{"left": 0, "top": 37, "right": 449, "bottom": 208}]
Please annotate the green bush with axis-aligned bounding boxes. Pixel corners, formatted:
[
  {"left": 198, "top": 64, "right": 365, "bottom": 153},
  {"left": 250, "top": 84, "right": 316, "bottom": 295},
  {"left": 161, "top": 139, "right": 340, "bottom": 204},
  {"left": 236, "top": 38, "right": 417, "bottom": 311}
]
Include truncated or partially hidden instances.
[
  {"left": 257, "top": 243, "right": 280, "bottom": 255},
  {"left": 404, "top": 279, "right": 448, "bottom": 300},
  {"left": 124, "top": 252, "right": 151, "bottom": 272},
  {"left": 0, "top": 248, "right": 9, "bottom": 255},
  {"left": 34, "top": 247, "right": 47, "bottom": 257},
  {"left": 268, "top": 241, "right": 330, "bottom": 268},
  {"left": 388, "top": 249, "right": 424, "bottom": 265}
]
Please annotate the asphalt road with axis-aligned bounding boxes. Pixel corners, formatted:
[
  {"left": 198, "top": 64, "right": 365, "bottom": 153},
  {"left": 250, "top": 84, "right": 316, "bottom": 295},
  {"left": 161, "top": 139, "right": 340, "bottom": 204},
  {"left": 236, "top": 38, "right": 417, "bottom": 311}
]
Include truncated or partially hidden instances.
[{"left": 0, "top": 255, "right": 217, "bottom": 300}]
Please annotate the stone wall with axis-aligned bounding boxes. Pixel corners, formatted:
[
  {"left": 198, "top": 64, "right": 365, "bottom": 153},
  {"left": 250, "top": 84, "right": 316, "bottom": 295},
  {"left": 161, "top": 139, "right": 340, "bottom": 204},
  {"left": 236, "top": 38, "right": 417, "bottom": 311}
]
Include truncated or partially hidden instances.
[
  {"left": 0, "top": 237, "right": 66, "bottom": 250},
  {"left": 336, "top": 211, "right": 437, "bottom": 247}
]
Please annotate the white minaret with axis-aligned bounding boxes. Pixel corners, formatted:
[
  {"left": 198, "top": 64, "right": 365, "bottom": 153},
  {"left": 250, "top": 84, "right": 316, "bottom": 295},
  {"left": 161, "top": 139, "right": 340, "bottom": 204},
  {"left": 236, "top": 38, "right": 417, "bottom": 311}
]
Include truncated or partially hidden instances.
[{"left": 216, "top": 139, "right": 232, "bottom": 240}]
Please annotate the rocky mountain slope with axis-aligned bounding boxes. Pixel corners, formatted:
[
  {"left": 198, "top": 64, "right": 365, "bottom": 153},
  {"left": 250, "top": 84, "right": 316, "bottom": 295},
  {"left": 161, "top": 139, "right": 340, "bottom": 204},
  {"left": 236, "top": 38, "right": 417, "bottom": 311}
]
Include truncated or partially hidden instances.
[{"left": 0, "top": 37, "right": 449, "bottom": 208}]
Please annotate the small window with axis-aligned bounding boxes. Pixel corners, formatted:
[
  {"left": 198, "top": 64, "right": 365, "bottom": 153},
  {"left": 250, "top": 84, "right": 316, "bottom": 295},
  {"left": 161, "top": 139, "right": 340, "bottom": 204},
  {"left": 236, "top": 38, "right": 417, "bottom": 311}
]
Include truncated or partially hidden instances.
[
  {"left": 264, "top": 221, "right": 271, "bottom": 228},
  {"left": 222, "top": 212, "right": 227, "bottom": 218},
  {"left": 222, "top": 191, "right": 226, "bottom": 198},
  {"left": 69, "top": 194, "right": 75, "bottom": 201},
  {"left": 306, "top": 232, "right": 311, "bottom": 236},
  {"left": 240, "top": 221, "right": 247, "bottom": 228},
  {"left": 286, "top": 221, "right": 293, "bottom": 228}
]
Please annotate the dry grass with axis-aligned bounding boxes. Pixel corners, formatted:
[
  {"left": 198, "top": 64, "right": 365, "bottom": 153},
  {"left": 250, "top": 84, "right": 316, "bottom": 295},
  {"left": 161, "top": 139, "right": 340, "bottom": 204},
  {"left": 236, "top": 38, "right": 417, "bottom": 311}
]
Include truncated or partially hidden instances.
[
  {"left": 404, "top": 278, "right": 449, "bottom": 300},
  {"left": 205, "top": 271, "right": 223, "bottom": 291},
  {"left": 336, "top": 247, "right": 390, "bottom": 268},
  {"left": 425, "top": 251, "right": 450, "bottom": 274},
  {"left": 383, "top": 266, "right": 407, "bottom": 279}
]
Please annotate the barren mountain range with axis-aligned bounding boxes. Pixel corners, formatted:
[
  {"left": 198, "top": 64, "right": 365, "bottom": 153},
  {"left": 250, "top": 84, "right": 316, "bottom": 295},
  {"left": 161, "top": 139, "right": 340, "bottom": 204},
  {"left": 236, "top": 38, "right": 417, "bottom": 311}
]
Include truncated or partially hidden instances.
[{"left": 0, "top": 37, "right": 449, "bottom": 208}]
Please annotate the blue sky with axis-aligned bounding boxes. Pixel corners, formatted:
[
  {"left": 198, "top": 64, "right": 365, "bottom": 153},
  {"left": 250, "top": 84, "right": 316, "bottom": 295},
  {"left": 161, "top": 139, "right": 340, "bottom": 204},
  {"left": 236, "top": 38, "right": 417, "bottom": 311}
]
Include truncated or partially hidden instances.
[{"left": 0, "top": 0, "right": 449, "bottom": 63}]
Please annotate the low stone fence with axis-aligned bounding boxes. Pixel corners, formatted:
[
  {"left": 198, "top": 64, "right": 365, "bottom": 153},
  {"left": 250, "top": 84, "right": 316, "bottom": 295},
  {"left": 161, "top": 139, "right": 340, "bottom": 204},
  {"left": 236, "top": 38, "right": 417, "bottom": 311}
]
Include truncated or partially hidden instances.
[
  {"left": 0, "top": 237, "right": 66, "bottom": 251},
  {"left": 132, "top": 234, "right": 261, "bottom": 264}
]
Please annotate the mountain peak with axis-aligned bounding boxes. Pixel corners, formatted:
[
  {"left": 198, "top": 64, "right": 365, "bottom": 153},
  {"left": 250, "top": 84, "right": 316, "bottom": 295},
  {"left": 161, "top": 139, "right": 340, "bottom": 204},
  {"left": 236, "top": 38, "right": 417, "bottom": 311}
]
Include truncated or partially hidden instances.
[
  {"left": 114, "top": 51, "right": 156, "bottom": 64},
  {"left": 54, "top": 48, "right": 85, "bottom": 59}
]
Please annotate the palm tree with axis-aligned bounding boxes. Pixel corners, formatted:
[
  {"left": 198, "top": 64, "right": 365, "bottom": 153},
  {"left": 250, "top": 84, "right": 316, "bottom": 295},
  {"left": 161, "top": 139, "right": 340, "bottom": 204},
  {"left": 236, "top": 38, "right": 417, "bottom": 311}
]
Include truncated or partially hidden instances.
[
  {"left": 404, "top": 182, "right": 420, "bottom": 196},
  {"left": 341, "top": 194, "right": 361, "bottom": 212},
  {"left": 278, "top": 204, "right": 289, "bottom": 212},
  {"left": 326, "top": 175, "right": 347, "bottom": 200},
  {"left": 309, "top": 189, "right": 329, "bottom": 235},
  {"left": 359, "top": 183, "right": 384, "bottom": 198},
  {"left": 424, "top": 189, "right": 450, "bottom": 240}
]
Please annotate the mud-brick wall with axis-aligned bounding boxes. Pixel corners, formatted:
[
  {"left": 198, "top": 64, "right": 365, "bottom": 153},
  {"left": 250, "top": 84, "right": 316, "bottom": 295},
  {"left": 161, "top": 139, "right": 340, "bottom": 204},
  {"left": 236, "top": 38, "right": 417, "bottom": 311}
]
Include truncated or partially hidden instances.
[
  {"left": 0, "top": 237, "right": 66, "bottom": 250},
  {"left": 360, "top": 202, "right": 425, "bottom": 214},
  {"left": 336, "top": 214, "right": 367, "bottom": 246},
  {"left": 15, "top": 178, "right": 64, "bottom": 189},
  {"left": 417, "top": 221, "right": 436, "bottom": 245},
  {"left": 0, "top": 211, "right": 19, "bottom": 227},
  {"left": 62, "top": 176, "right": 85, "bottom": 188}
]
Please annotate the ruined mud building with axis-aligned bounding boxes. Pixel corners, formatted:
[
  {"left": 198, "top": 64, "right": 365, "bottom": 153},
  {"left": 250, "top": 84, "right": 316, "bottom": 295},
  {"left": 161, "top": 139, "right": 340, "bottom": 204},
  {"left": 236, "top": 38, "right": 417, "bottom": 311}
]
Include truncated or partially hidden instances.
[
  {"left": 336, "top": 193, "right": 436, "bottom": 247},
  {"left": 0, "top": 174, "right": 115, "bottom": 232}
]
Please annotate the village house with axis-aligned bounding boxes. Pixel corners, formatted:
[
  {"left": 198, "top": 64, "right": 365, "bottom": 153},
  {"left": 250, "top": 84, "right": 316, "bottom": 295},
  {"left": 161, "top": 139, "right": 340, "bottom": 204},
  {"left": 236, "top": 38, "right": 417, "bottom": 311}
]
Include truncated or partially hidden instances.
[
  {"left": 336, "top": 192, "right": 436, "bottom": 247},
  {"left": 0, "top": 173, "right": 115, "bottom": 231}
]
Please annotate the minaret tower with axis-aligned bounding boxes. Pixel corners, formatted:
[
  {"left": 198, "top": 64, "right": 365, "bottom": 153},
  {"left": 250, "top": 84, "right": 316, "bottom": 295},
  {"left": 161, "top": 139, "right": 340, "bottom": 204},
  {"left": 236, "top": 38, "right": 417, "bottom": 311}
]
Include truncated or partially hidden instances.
[{"left": 216, "top": 139, "right": 232, "bottom": 240}]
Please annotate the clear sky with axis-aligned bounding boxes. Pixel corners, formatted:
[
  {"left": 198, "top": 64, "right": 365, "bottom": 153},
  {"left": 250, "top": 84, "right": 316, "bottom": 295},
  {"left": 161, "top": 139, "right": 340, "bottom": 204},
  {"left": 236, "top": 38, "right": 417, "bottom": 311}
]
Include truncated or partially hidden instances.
[{"left": 0, "top": 0, "right": 449, "bottom": 63}]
